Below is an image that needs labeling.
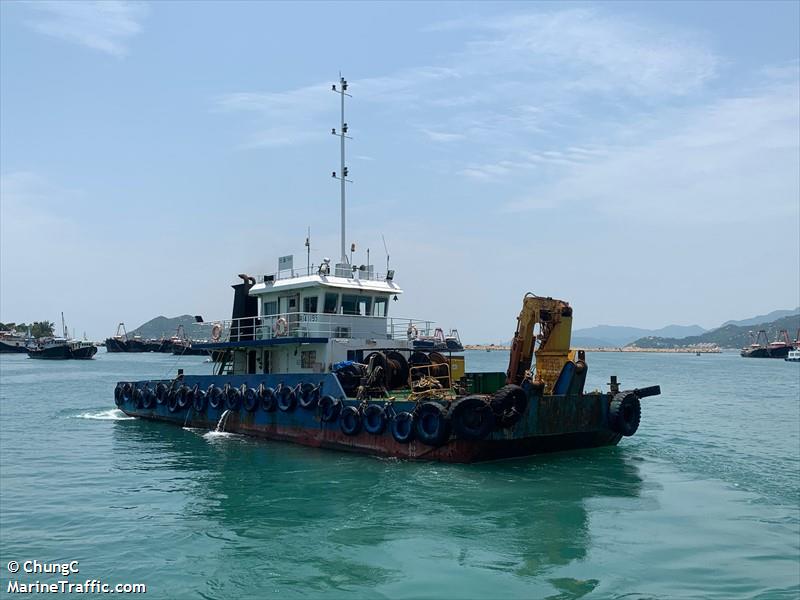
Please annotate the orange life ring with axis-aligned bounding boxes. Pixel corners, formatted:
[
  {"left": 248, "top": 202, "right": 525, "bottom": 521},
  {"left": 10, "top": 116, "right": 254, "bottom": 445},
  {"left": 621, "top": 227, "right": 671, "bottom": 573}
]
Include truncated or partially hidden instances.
[
  {"left": 211, "top": 323, "right": 222, "bottom": 341},
  {"left": 274, "top": 317, "right": 288, "bottom": 337}
]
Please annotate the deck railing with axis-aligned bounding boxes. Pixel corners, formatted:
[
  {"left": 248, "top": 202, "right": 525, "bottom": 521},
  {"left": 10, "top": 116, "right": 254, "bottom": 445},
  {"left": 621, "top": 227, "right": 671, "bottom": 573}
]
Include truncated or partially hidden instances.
[{"left": 209, "top": 312, "right": 434, "bottom": 344}]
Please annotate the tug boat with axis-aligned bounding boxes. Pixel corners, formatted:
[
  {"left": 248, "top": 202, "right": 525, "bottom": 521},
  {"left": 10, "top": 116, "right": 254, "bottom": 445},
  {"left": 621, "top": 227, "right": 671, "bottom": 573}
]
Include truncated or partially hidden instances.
[{"left": 113, "top": 76, "right": 661, "bottom": 463}]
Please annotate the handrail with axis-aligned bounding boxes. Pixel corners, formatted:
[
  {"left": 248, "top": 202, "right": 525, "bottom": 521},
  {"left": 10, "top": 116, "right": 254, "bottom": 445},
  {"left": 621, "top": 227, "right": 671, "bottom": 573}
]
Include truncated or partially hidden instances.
[
  {"left": 208, "top": 312, "right": 437, "bottom": 344},
  {"left": 264, "top": 265, "right": 393, "bottom": 284}
]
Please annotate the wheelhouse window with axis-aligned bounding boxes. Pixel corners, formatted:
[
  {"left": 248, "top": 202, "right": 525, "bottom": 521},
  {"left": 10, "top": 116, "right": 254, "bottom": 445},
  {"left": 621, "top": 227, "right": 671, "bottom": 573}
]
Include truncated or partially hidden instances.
[
  {"left": 358, "top": 296, "right": 372, "bottom": 317},
  {"left": 323, "top": 293, "right": 338, "bottom": 314},
  {"left": 374, "top": 297, "right": 388, "bottom": 317},
  {"left": 303, "top": 296, "right": 318, "bottom": 313},
  {"left": 341, "top": 295, "right": 372, "bottom": 316},
  {"left": 341, "top": 294, "right": 358, "bottom": 315},
  {"left": 263, "top": 300, "right": 278, "bottom": 316}
]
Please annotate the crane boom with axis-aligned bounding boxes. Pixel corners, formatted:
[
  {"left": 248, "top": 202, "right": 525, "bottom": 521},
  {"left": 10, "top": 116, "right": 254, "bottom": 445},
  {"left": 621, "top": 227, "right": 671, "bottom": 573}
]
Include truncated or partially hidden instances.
[{"left": 506, "top": 293, "right": 574, "bottom": 392}]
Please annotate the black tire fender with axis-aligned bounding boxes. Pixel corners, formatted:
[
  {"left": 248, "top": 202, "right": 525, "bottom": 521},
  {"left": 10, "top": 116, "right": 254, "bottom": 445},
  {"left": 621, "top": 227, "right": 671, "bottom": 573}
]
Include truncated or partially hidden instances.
[
  {"left": 298, "top": 383, "right": 321, "bottom": 410},
  {"left": 277, "top": 383, "right": 296, "bottom": 412},
  {"left": 243, "top": 387, "right": 259, "bottom": 412},
  {"left": 390, "top": 411, "right": 415, "bottom": 444},
  {"left": 340, "top": 405, "right": 362, "bottom": 436},
  {"left": 225, "top": 385, "right": 242, "bottom": 411},
  {"left": 363, "top": 404, "right": 387, "bottom": 435},
  {"left": 609, "top": 391, "right": 641, "bottom": 436},
  {"left": 208, "top": 385, "right": 224, "bottom": 409},
  {"left": 414, "top": 402, "right": 451, "bottom": 446},
  {"left": 450, "top": 395, "right": 495, "bottom": 440},
  {"left": 490, "top": 384, "right": 528, "bottom": 428},
  {"left": 259, "top": 384, "right": 276, "bottom": 412},
  {"left": 318, "top": 395, "right": 342, "bottom": 422}
]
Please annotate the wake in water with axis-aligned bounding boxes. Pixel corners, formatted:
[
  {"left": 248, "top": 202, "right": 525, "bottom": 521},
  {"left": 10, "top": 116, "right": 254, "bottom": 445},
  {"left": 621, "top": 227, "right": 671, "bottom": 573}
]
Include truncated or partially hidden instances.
[{"left": 74, "top": 409, "right": 135, "bottom": 421}]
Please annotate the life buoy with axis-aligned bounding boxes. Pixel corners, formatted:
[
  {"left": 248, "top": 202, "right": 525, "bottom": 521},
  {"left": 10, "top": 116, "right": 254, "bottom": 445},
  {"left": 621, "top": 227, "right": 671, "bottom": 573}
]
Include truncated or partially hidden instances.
[
  {"left": 414, "top": 402, "right": 451, "bottom": 446},
  {"left": 450, "top": 395, "right": 494, "bottom": 440},
  {"left": 318, "top": 395, "right": 341, "bottom": 422},
  {"left": 211, "top": 323, "right": 222, "bottom": 341},
  {"left": 390, "top": 411, "right": 415, "bottom": 444},
  {"left": 273, "top": 317, "right": 289, "bottom": 337},
  {"left": 363, "top": 404, "right": 387, "bottom": 435},
  {"left": 340, "top": 405, "right": 362, "bottom": 436}
]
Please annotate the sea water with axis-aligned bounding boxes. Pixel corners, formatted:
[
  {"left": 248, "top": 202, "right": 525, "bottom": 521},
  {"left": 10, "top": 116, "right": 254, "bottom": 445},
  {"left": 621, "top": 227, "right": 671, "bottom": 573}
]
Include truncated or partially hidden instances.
[{"left": 0, "top": 350, "right": 797, "bottom": 599}]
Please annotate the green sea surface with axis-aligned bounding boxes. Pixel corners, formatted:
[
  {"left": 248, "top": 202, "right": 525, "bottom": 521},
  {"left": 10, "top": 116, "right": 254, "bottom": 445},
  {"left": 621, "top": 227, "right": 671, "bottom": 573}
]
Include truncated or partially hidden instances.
[{"left": 0, "top": 350, "right": 798, "bottom": 599}]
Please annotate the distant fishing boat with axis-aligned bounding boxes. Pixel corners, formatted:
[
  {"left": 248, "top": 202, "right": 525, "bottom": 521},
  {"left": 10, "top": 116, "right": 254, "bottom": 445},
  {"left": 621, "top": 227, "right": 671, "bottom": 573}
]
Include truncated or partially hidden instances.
[
  {"left": 785, "top": 349, "right": 800, "bottom": 363},
  {"left": 27, "top": 313, "right": 97, "bottom": 360},
  {"left": 741, "top": 329, "right": 794, "bottom": 359},
  {"left": 0, "top": 330, "right": 32, "bottom": 353}
]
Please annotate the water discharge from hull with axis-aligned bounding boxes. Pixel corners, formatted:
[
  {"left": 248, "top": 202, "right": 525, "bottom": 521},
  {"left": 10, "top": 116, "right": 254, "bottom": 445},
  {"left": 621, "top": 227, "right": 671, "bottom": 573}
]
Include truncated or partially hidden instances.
[{"left": 216, "top": 409, "right": 231, "bottom": 432}]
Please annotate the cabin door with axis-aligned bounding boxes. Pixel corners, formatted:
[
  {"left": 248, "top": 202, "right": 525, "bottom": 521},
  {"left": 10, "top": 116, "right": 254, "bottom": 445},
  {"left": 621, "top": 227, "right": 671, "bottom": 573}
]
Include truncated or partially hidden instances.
[{"left": 279, "top": 293, "right": 300, "bottom": 336}]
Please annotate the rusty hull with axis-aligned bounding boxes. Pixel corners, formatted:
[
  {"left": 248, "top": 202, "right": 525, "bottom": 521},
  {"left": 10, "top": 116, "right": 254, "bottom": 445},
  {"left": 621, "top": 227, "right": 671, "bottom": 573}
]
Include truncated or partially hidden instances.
[{"left": 117, "top": 375, "right": 623, "bottom": 463}]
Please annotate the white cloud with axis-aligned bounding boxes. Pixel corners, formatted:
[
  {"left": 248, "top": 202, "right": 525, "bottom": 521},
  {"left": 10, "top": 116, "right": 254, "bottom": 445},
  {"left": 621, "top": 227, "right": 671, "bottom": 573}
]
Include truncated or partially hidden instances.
[
  {"left": 24, "top": 1, "right": 148, "bottom": 57},
  {"left": 439, "top": 9, "right": 719, "bottom": 97},
  {"left": 504, "top": 81, "right": 800, "bottom": 223},
  {"left": 420, "top": 128, "right": 465, "bottom": 143}
]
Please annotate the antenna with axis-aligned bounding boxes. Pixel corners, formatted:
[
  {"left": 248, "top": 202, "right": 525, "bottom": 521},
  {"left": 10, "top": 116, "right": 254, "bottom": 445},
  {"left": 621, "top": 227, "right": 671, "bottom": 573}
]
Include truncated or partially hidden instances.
[
  {"left": 305, "top": 227, "right": 311, "bottom": 275},
  {"left": 382, "top": 234, "right": 390, "bottom": 273},
  {"left": 331, "top": 73, "right": 352, "bottom": 264}
]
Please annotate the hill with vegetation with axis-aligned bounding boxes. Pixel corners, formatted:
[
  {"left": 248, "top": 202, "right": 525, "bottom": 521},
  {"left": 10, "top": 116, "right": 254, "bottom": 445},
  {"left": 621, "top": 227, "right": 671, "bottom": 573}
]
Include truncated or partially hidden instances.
[
  {"left": 721, "top": 307, "right": 800, "bottom": 328},
  {"left": 572, "top": 323, "right": 706, "bottom": 347},
  {"left": 126, "top": 315, "right": 215, "bottom": 341},
  {"left": 629, "top": 314, "right": 800, "bottom": 349}
]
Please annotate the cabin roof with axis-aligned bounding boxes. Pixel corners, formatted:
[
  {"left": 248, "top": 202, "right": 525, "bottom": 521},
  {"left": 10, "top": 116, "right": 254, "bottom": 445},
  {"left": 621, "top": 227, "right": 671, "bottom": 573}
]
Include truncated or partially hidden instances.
[{"left": 249, "top": 274, "right": 403, "bottom": 296}]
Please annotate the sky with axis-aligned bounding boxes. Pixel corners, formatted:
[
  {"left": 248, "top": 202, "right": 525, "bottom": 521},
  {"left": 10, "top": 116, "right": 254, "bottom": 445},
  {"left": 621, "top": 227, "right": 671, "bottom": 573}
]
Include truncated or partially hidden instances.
[{"left": 1, "top": 1, "right": 798, "bottom": 342}]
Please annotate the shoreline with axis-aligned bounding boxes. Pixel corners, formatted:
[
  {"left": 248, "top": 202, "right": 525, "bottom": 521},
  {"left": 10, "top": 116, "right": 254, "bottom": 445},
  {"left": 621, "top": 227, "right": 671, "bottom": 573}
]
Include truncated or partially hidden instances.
[{"left": 464, "top": 345, "right": 723, "bottom": 354}]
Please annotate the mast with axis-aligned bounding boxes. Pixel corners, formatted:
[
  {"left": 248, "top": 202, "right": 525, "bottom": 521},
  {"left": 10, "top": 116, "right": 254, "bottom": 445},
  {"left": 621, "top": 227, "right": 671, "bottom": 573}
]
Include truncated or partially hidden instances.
[
  {"left": 61, "top": 312, "right": 67, "bottom": 339},
  {"left": 331, "top": 74, "right": 351, "bottom": 265}
]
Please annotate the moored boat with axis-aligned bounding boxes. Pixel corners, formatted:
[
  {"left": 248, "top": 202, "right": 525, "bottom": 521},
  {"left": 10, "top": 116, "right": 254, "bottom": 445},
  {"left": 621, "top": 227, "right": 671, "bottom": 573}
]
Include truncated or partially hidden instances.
[
  {"left": 28, "top": 338, "right": 98, "bottom": 360},
  {"left": 0, "top": 331, "right": 32, "bottom": 353},
  {"left": 28, "top": 313, "right": 97, "bottom": 359},
  {"left": 113, "top": 76, "right": 661, "bottom": 463}
]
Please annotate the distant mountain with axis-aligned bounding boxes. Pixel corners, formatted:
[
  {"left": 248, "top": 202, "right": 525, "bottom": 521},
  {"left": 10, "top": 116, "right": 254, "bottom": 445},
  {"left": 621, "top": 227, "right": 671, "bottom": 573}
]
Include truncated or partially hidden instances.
[
  {"left": 720, "top": 308, "right": 800, "bottom": 328},
  {"left": 572, "top": 324, "right": 706, "bottom": 348},
  {"left": 126, "top": 315, "right": 214, "bottom": 341},
  {"left": 629, "top": 314, "right": 800, "bottom": 349}
]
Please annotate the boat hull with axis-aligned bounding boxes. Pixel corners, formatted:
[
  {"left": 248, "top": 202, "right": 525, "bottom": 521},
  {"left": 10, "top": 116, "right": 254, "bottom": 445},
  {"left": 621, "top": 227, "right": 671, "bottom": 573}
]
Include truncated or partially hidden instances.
[
  {"left": 28, "top": 344, "right": 97, "bottom": 360},
  {"left": 0, "top": 341, "right": 28, "bottom": 354},
  {"left": 115, "top": 373, "right": 625, "bottom": 463},
  {"left": 741, "top": 346, "right": 793, "bottom": 358}
]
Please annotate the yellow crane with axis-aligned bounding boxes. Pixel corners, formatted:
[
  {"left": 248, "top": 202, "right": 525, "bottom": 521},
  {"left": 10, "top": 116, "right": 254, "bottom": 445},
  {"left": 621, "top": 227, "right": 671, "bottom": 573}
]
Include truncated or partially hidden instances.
[{"left": 506, "top": 293, "right": 574, "bottom": 392}]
